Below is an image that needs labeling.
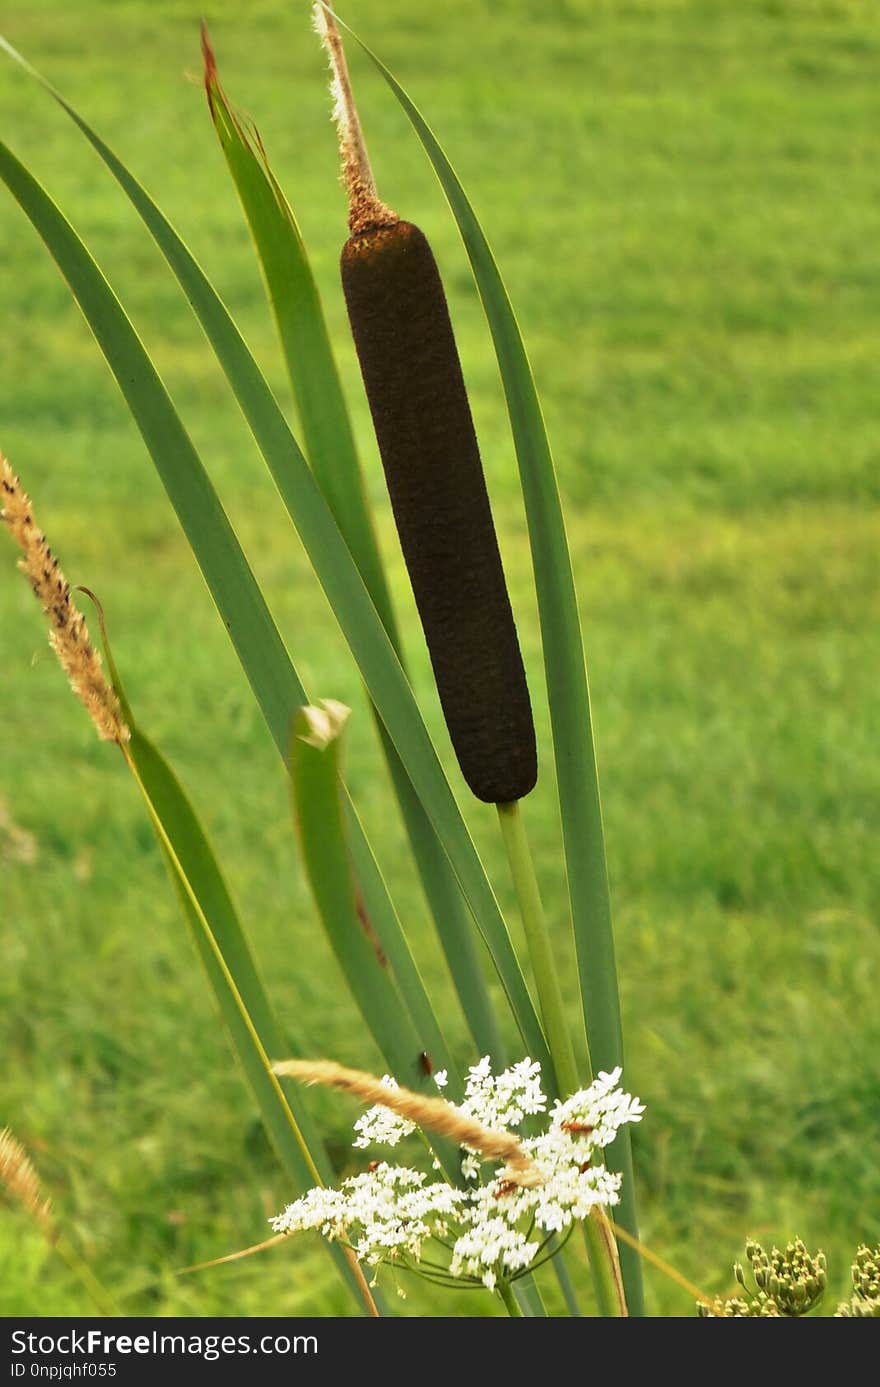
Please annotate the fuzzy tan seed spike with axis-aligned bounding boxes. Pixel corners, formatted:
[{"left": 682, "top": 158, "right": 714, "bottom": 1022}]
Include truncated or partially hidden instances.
[
  {"left": 1, "top": 455, "right": 129, "bottom": 745},
  {"left": 0, "top": 1127, "right": 53, "bottom": 1235},
  {"left": 312, "top": 3, "right": 398, "bottom": 233},
  {"left": 272, "top": 1058, "right": 544, "bottom": 1187}
]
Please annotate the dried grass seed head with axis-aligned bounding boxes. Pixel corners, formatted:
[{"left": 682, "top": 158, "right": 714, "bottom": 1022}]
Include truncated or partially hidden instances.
[
  {"left": 1, "top": 454, "right": 129, "bottom": 745},
  {"left": 0, "top": 1126, "right": 53, "bottom": 1235},
  {"left": 273, "top": 1058, "right": 543, "bottom": 1187}
]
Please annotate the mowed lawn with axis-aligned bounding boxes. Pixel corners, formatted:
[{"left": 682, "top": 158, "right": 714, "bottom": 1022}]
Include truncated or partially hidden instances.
[{"left": 1, "top": 0, "right": 877, "bottom": 1315}]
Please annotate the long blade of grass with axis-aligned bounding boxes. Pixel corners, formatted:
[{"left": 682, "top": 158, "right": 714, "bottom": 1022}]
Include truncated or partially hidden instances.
[
  {"left": 202, "top": 32, "right": 397, "bottom": 646},
  {"left": 0, "top": 67, "right": 550, "bottom": 1079},
  {"left": 202, "top": 40, "right": 503, "bottom": 1062},
  {"left": 290, "top": 700, "right": 433, "bottom": 1088},
  {"left": 0, "top": 131, "right": 454, "bottom": 1099},
  {"left": 128, "top": 728, "right": 326, "bottom": 1179},
  {"left": 119, "top": 734, "right": 379, "bottom": 1315},
  {"left": 330, "top": 9, "right": 644, "bottom": 1311},
  {"left": 289, "top": 703, "right": 460, "bottom": 1179},
  {"left": 342, "top": 798, "right": 459, "bottom": 1089},
  {"left": 77, "top": 604, "right": 372, "bottom": 1307}
]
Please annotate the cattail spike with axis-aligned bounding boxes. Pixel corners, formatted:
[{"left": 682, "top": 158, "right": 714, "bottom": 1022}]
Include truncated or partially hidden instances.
[
  {"left": 313, "top": 3, "right": 398, "bottom": 233},
  {"left": 273, "top": 1058, "right": 543, "bottom": 1187},
  {"left": 1, "top": 454, "right": 130, "bottom": 745},
  {"left": 320, "top": 14, "right": 537, "bottom": 802},
  {"left": 340, "top": 223, "right": 537, "bottom": 802}
]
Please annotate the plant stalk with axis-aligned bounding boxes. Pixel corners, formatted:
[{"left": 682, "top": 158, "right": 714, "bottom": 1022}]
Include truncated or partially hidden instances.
[
  {"left": 498, "top": 1279, "right": 523, "bottom": 1317},
  {"left": 496, "top": 801, "right": 580, "bottom": 1096},
  {"left": 496, "top": 799, "right": 625, "bottom": 1316}
]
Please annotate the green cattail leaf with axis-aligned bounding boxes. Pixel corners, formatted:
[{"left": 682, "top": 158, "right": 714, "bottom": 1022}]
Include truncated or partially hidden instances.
[
  {"left": 0, "top": 121, "right": 456, "bottom": 1101},
  {"left": 330, "top": 9, "right": 643, "bottom": 1313},
  {"left": 126, "top": 728, "right": 326, "bottom": 1181},
  {"left": 64, "top": 594, "right": 375, "bottom": 1306},
  {"left": 0, "top": 65, "right": 551, "bottom": 1079},
  {"left": 122, "top": 731, "right": 381, "bottom": 1314},
  {"left": 289, "top": 700, "right": 458, "bottom": 1180},
  {"left": 202, "top": 30, "right": 397, "bottom": 646},
  {"left": 201, "top": 35, "right": 503, "bottom": 1063}
]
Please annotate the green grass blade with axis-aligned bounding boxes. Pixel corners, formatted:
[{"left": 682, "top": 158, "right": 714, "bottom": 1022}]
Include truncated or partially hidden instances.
[
  {"left": 202, "top": 44, "right": 503, "bottom": 1063},
  {"left": 290, "top": 703, "right": 459, "bottom": 1178},
  {"left": 291, "top": 704, "right": 428, "bottom": 1087},
  {"left": 202, "top": 34, "right": 397, "bottom": 645},
  {"left": 129, "top": 728, "right": 310, "bottom": 1112},
  {"left": 375, "top": 728, "right": 503, "bottom": 1061},
  {"left": 0, "top": 131, "right": 457, "bottom": 1099},
  {"left": 120, "top": 727, "right": 373, "bottom": 1310},
  {"left": 77, "top": 595, "right": 373, "bottom": 1303},
  {"left": 0, "top": 83, "right": 549, "bottom": 1078},
  {"left": 343, "top": 795, "right": 461, "bottom": 1090},
  {"left": 332, "top": 12, "right": 644, "bottom": 1311},
  {"left": 0, "top": 137, "right": 299, "bottom": 758}
]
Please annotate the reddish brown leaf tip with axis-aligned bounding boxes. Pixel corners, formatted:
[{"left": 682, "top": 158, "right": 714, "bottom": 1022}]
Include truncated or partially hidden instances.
[{"left": 200, "top": 21, "right": 219, "bottom": 116}]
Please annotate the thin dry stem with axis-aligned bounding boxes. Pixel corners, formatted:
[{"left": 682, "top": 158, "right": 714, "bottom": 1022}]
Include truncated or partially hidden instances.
[
  {"left": 312, "top": 3, "right": 398, "bottom": 234},
  {"left": 610, "top": 1219, "right": 714, "bottom": 1307},
  {"left": 0, "top": 1127, "right": 53, "bottom": 1236},
  {"left": 273, "top": 1059, "right": 544, "bottom": 1187},
  {"left": 1, "top": 455, "right": 129, "bottom": 745},
  {"left": 180, "top": 1232, "right": 289, "bottom": 1275}
]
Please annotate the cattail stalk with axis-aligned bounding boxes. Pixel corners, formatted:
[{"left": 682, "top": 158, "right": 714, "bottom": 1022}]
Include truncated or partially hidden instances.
[
  {"left": 496, "top": 800, "right": 627, "bottom": 1315},
  {"left": 316, "top": 5, "right": 537, "bottom": 806},
  {"left": 1, "top": 455, "right": 129, "bottom": 745},
  {"left": 311, "top": 11, "right": 626, "bottom": 1313},
  {"left": 497, "top": 800, "right": 581, "bottom": 1096}
]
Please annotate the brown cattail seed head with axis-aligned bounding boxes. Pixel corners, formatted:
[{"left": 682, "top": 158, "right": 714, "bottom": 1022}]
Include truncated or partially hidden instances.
[
  {"left": 315, "top": 4, "right": 536, "bottom": 802},
  {"left": 341, "top": 224, "right": 537, "bottom": 803}
]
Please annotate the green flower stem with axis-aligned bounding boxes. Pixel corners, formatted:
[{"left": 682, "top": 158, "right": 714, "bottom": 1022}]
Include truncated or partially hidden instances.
[
  {"left": 496, "top": 800, "right": 624, "bottom": 1317},
  {"left": 496, "top": 801, "right": 581, "bottom": 1096},
  {"left": 498, "top": 1279, "right": 524, "bottom": 1317},
  {"left": 584, "top": 1212, "right": 627, "bottom": 1319}
]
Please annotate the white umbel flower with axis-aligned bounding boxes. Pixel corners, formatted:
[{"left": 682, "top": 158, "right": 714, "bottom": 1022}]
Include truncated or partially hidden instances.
[
  {"left": 352, "top": 1077, "right": 415, "bottom": 1149},
  {"left": 272, "top": 1058, "right": 644, "bottom": 1300}
]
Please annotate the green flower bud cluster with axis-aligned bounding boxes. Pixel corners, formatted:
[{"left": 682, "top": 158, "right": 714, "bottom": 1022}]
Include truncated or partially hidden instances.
[
  {"left": 698, "top": 1236, "right": 826, "bottom": 1317},
  {"left": 851, "top": 1244, "right": 880, "bottom": 1300},
  {"left": 741, "top": 1238, "right": 826, "bottom": 1316},
  {"left": 699, "top": 1293, "right": 781, "bottom": 1318},
  {"left": 835, "top": 1244, "right": 880, "bottom": 1318}
]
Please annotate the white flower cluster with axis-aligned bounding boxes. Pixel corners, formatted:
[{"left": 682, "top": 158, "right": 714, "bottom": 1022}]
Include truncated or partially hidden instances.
[
  {"left": 271, "top": 1059, "right": 644, "bottom": 1294},
  {"left": 351, "top": 1076, "right": 412, "bottom": 1149},
  {"left": 351, "top": 1068, "right": 448, "bottom": 1149},
  {"left": 461, "top": 1055, "right": 546, "bottom": 1129}
]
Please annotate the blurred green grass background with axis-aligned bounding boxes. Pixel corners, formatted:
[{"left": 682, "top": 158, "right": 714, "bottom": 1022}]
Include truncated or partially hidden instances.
[{"left": 1, "top": 0, "right": 877, "bottom": 1315}]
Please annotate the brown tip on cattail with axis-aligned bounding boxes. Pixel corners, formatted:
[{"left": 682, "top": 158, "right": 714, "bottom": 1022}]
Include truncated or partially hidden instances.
[
  {"left": 0, "top": 1127, "right": 53, "bottom": 1236},
  {"left": 272, "top": 1058, "right": 544, "bottom": 1187},
  {"left": 312, "top": 3, "right": 399, "bottom": 234},
  {"left": 1, "top": 454, "right": 130, "bottom": 746}
]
